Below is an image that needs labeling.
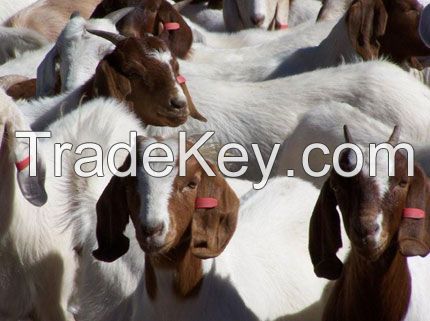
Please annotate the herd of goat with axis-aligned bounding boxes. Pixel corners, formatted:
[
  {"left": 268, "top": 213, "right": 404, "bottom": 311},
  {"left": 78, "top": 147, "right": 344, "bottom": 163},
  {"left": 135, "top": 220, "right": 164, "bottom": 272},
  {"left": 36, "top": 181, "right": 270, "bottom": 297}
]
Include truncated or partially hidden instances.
[{"left": 2, "top": 0, "right": 430, "bottom": 320}]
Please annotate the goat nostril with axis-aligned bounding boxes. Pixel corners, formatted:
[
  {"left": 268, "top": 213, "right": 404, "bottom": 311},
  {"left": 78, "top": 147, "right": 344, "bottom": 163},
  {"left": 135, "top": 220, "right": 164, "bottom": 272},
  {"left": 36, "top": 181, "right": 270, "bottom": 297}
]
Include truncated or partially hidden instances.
[
  {"left": 251, "top": 14, "right": 265, "bottom": 27},
  {"left": 170, "top": 98, "right": 186, "bottom": 110},
  {"left": 141, "top": 223, "right": 164, "bottom": 238}
]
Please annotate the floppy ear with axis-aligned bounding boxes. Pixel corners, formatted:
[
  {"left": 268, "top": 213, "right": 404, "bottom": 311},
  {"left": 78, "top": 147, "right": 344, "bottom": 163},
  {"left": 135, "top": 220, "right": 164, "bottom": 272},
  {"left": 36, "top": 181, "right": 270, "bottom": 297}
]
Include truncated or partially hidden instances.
[
  {"left": 191, "top": 165, "right": 239, "bottom": 259},
  {"left": 309, "top": 178, "right": 343, "bottom": 280},
  {"left": 156, "top": 1, "right": 193, "bottom": 59},
  {"left": 346, "top": 0, "right": 388, "bottom": 60},
  {"left": 93, "top": 59, "right": 132, "bottom": 101},
  {"left": 36, "top": 45, "right": 59, "bottom": 97},
  {"left": 178, "top": 81, "right": 207, "bottom": 122},
  {"left": 398, "top": 165, "right": 430, "bottom": 257},
  {"left": 2, "top": 114, "right": 47, "bottom": 207},
  {"left": 93, "top": 155, "right": 132, "bottom": 262},
  {"left": 7, "top": 78, "right": 37, "bottom": 101}
]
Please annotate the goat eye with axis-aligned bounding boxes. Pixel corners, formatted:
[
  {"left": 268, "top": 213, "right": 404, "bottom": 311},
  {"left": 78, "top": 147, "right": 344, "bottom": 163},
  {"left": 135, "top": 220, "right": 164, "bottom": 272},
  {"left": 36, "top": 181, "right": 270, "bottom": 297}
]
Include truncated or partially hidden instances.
[
  {"left": 187, "top": 181, "right": 197, "bottom": 189},
  {"left": 398, "top": 180, "right": 408, "bottom": 188}
]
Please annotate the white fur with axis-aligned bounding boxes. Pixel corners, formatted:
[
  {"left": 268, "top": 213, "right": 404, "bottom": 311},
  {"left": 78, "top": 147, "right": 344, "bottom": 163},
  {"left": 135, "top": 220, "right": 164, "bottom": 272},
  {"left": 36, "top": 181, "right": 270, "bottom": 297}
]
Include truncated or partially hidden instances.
[
  {"left": 145, "top": 61, "right": 430, "bottom": 181},
  {"left": 0, "top": 0, "right": 38, "bottom": 24},
  {"left": 0, "top": 89, "right": 76, "bottom": 321}
]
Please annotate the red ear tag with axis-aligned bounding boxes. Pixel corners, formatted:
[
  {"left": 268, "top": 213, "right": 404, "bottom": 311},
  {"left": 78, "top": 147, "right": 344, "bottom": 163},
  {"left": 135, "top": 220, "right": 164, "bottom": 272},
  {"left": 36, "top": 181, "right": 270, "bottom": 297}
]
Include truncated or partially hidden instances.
[
  {"left": 176, "top": 75, "right": 186, "bottom": 84},
  {"left": 276, "top": 22, "right": 288, "bottom": 30},
  {"left": 403, "top": 208, "right": 426, "bottom": 219},
  {"left": 195, "top": 198, "right": 218, "bottom": 209},
  {"left": 16, "top": 156, "right": 30, "bottom": 172},
  {"left": 164, "top": 22, "right": 180, "bottom": 30}
]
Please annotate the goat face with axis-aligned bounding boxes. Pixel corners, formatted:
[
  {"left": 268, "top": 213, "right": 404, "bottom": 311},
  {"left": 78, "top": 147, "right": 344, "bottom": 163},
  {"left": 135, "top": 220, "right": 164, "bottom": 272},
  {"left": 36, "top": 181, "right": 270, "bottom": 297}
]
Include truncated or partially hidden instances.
[
  {"left": 347, "top": 0, "right": 430, "bottom": 66},
  {"left": 309, "top": 127, "right": 430, "bottom": 280},
  {"left": 91, "top": 33, "right": 204, "bottom": 127},
  {"left": 92, "top": 137, "right": 239, "bottom": 263}
]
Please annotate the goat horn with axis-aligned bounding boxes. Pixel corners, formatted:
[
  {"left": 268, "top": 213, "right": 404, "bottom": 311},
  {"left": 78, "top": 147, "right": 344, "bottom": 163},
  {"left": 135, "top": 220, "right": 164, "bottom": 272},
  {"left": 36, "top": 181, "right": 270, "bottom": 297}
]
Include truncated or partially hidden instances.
[
  {"left": 86, "top": 29, "right": 127, "bottom": 45},
  {"left": 343, "top": 125, "right": 354, "bottom": 144},
  {"left": 104, "top": 7, "right": 135, "bottom": 23},
  {"left": 70, "top": 11, "right": 81, "bottom": 19},
  {"left": 173, "top": 0, "right": 194, "bottom": 12},
  {"left": 388, "top": 125, "right": 400, "bottom": 145}
]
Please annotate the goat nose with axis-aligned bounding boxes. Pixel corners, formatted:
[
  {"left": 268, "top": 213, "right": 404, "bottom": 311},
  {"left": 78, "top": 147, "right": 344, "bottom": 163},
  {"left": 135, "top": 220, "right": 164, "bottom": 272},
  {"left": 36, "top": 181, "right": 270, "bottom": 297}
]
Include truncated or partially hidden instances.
[
  {"left": 141, "top": 223, "right": 165, "bottom": 238},
  {"left": 354, "top": 220, "right": 380, "bottom": 238},
  {"left": 251, "top": 14, "right": 265, "bottom": 27},
  {"left": 170, "top": 97, "right": 186, "bottom": 110}
]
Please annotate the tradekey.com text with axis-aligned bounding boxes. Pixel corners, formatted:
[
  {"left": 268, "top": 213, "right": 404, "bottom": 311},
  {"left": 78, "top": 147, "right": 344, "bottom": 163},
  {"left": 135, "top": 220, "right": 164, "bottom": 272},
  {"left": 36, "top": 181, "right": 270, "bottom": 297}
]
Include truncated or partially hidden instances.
[{"left": 15, "top": 131, "right": 415, "bottom": 190}]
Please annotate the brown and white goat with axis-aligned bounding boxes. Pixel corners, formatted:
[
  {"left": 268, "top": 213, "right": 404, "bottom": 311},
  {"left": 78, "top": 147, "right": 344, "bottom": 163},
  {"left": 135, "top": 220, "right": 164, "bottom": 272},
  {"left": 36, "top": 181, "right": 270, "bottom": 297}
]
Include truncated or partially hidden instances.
[
  {"left": 90, "top": 136, "right": 332, "bottom": 321},
  {"left": 90, "top": 0, "right": 193, "bottom": 59},
  {"left": 309, "top": 126, "right": 430, "bottom": 321},
  {"left": 27, "top": 31, "right": 205, "bottom": 131}
]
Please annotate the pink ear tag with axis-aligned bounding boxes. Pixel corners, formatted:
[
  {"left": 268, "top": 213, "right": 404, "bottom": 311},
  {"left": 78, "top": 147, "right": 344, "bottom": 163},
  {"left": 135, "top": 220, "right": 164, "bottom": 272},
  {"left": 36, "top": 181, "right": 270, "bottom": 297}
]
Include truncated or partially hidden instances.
[
  {"left": 16, "top": 156, "right": 30, "bottom": 172},
  {"left": 176, "top": 75, "right": 186, "bottom": 84},
  {"left": 195, "top": 198, "right": 218, "bottom": 209},
  {"left": 164, "top": 22, "right": 180, "bottom": 31},
  {"left": 403, "top": 208, "right": 426, "bottom": 219},
  {"left": 276, "top": 22, "right": 288, "bottom": 30}
]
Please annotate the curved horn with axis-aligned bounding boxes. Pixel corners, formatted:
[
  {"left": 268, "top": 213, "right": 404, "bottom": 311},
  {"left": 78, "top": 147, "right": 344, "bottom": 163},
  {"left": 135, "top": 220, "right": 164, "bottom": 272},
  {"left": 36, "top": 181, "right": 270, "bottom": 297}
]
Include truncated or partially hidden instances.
[
  {"left": 104, "top": 7, "right": 135, "bottom": 24},
  {"left": 173, "top": 0, "right": 194, "bottom": 12},
  {"left": 343, "top": 125, "right": 354, "bottom": 144},
  {"left": 86, "top": 29, "right": 127, "bottom": 45},
  {"left": 388, "top": 125, "right": 400, "bottom": 145}
]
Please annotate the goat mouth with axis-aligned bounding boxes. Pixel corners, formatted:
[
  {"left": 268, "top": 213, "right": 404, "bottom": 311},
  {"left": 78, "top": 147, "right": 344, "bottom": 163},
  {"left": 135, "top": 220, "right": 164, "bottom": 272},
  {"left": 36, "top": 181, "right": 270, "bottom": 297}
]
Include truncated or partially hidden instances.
[{"left": 157, "top": 111, "right": 189, "bottom": 125}]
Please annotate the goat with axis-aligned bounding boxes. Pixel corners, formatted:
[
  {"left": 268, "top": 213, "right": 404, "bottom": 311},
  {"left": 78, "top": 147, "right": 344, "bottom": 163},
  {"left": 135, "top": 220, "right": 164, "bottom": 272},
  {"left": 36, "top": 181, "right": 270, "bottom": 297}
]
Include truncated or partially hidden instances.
[
  {"left": 115, "top": 0, "right": 194, "bottom": 59},
  {"left": 0, "top": 89, "right": 77, "bottom": 321},
  {"left": 276, "top": 102, "right": 430, "bottom": 187},
  {"left": 91, "top": 136, "right": 344, "bottom": 321},
  {"left": 140, "top": 60, "right": 430, "bottom": 181},
  {"left": 4, "top": 0, "right": 102, "bottom": 42},
  {"left": 36, "top": 13, "right": 124, "bottom": 97},
  {"left": 309, "top": 126, "right": 430, "bottom": 321},
  {"left": 223, "top": 0, "right": 290, "bottom": 32},
  {"left": 183, "top": 0, "right": 430, "bottom": 81},
  {"left": 21, "top": 31, "right": 205, "bottom": 133}
]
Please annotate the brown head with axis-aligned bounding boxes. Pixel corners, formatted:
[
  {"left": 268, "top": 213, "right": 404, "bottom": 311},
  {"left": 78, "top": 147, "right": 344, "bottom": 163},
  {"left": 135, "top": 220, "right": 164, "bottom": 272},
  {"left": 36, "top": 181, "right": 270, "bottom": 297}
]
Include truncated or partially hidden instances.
[
  {"left": 309, "top": 126, "right": 430, "bottom": 280},
  {"left": 116, "top": 0, "right": 193, "bottom": 59},
  {"left": 87, "top": 30, "right": 205, "bottom": 127},
  {"left": 93, "top": 136, "right": 239, "bottom": 296},
  {"left": 346, "top": 0, "right": 430, "bottom": 67}
]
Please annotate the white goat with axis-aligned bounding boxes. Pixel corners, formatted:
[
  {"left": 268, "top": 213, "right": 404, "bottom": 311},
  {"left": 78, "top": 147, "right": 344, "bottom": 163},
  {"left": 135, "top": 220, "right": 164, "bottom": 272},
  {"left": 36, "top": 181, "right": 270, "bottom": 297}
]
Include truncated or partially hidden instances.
[
  {"left": 276, "top": 102, "right": 430, "bottom": 187},
  {"left": 91, "top": 136, "right": 347, "bottom": 321},
  {"left": 185, "top": 0, "right": 429, "bottom": 82},
  {"left": 0, "top": 89, "right": 76, "bottom": 321}
]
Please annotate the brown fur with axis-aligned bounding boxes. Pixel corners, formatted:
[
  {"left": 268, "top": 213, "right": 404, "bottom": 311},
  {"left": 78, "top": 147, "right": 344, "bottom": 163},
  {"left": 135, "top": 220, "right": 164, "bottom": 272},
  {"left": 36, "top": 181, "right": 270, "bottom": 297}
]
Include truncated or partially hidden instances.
[
  {"left": 6, "top": 78, "right": 37, "bottom": 101},
  {"left": 93, "top": 138, "right": 240, "bottom": 298},
  {"left": 309, "top": 129, "right": 430, "bottom": 321},
  {"left": 5, "top": 0, "right": 102, "bottom": 42},
  {"left": 77, "top": 35, "right": 203, "bottom": 127},
  {"left": 103, "top": 0, "right": 194, "bottom": 59},
  {"left": 346, "top": 0, "right": 430, "bottom": 66}
]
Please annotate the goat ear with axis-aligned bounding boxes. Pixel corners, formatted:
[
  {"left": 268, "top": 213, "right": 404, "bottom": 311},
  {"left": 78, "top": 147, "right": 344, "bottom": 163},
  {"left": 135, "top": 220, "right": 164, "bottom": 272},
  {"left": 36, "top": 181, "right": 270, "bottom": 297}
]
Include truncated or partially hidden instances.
[
  {"left": 94, "top": 60, "right": 132, "bottom": 101},
  {"left": 93, "top": 155, "right": 132, "bottom": 262},
  {"left": 178, "top": 82, "right": 207, "bottom": 122},
  {"left": 346, "top": 0, "right": 388, "bottom": 60},
  {"left": 191, "top": 164, "right": 239, "bottom": 259},
  {"left": 7, "top": 78, "right": 37, "bottom": 101},
  {"left": 36, "top": 45, "right": 59, "bottom": 97},
  {"left": 157, "top": 2, "right": 193, "bottom": 59},
  {"left": 309, "top": 178, "right": 343, "bottom": 280},
  {"left": 398, "top": 165, "right": 430, "bottom": 257}
]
